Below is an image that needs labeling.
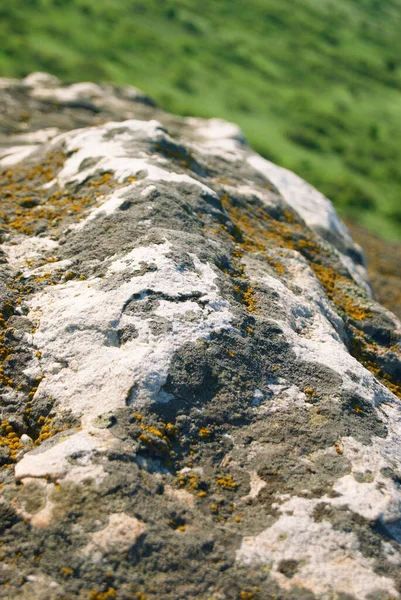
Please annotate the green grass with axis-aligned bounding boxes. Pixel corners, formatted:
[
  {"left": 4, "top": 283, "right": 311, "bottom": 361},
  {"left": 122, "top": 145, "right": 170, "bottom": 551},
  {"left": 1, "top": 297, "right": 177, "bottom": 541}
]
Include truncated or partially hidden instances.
[{"left": 1, "top": 0, "right": 401, "bottom": 239}]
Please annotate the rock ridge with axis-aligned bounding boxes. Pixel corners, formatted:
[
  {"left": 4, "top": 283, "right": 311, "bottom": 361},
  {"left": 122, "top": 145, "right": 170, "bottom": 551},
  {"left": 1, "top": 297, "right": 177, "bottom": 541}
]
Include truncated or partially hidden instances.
[{"left": 0, "top": 73, "right": 400, "bottom": 600}]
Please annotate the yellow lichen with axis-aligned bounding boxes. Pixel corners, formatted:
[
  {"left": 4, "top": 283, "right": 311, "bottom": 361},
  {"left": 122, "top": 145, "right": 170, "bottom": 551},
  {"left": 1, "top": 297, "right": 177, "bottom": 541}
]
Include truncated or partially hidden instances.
[
  {"left": 0, "top": 420, "right": 23, "bottom": 462},
  {"left": 168, "top": 519, "right": 186, "bottom": 532},
  {"left": 135, "top": 417, "right": 178, "bottom": 457},
  {"left": 216, "top": 475, "right": 238, "bottom": 490},
  {"left": 176, "top": 473, "right": 201, "bottom": 491},
  {"left": 164, "top": 423, "right": 177, "bottom": 437},
  {"left": 334, "top": 443, "right": 344, "bottom": 455},
  {"left": 89, "top": 588, "right": 116, "bottom": 600},
  {"left": 240, "top": 592, "right": 254, "bottom": 600},
  {"left": 140, "top": 425, "right": 164, "bottom": 439},
  {"left": 198, "top": 427, "right": 211, "bottom": 439},
  {"left": 0, "top": 156, "right": 118, "bottom": 237},
  {"left": 311, "top": 264, "right": 371, "bottom": 321},
  {"left": 218, "top": 191, "right": 401, "bottom": 400}
]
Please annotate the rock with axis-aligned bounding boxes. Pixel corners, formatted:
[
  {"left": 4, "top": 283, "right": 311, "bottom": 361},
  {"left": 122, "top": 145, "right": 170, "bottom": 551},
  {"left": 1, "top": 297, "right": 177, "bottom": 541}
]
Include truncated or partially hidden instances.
[
  {"left": 0, "top": 73, "right": 400, "bottom": 600},
  {"left": 85, "top": 512, "right": 147, "bottom": 557},
  {"left": 19, "top": 433, "right": 33, "bottom": 445}
]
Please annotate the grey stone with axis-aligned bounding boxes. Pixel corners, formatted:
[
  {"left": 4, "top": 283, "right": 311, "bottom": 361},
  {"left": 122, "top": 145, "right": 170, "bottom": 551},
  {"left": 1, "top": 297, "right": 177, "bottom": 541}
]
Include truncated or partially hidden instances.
[{"left": 0, "top": 73, "right": 400, "bottom": 600}]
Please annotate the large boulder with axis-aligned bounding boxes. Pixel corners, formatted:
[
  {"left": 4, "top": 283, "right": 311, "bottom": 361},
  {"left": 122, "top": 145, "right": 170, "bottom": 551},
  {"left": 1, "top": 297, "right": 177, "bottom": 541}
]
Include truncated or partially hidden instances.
[{"left": 0, "top": 73, "right": 400, "bottom": 600}]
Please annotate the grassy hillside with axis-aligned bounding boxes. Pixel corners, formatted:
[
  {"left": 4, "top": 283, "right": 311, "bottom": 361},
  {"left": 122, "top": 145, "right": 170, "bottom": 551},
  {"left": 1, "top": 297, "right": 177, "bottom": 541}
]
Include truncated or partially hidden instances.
[{"left": 1, "top": 0, "right": 401, "bottom": 240}]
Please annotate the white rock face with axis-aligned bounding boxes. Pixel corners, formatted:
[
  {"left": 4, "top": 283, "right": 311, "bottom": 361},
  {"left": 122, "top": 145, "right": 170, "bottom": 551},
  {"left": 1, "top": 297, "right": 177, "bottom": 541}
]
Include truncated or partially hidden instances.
[
  {"left": 27, "top": 242, "right": 233, "bottom": 422},
  {"left": 248, "top": 155, "right": 371, "bottom": 291},
  {"left": 0, "top": 74, "right": 400, "bottom": 600},
  {"left": 248, "top": 155, "right": 351, "bottom": 243},
  {"left": 237, "top": 495, "right": 399, "bottom": 599},
  {"left": 14, "top": 430, "right": 112, "bottom": 481},
  {"left": 87, "top": 513, "right": 147, "bottom": 555}
]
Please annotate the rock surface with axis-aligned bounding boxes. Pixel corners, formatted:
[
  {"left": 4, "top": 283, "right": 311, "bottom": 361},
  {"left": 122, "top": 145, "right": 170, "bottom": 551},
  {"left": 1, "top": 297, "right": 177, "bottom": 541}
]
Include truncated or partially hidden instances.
[{"left": 0, "top": 73, "right": 401, "bottom": 600}]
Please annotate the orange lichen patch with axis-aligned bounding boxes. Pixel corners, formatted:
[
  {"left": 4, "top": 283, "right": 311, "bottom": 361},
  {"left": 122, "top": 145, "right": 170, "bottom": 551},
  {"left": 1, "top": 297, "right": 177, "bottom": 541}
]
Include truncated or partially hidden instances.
[
  {"left": 89, "top": 588, "right": 117, "bottom": 600},
  {"left": 1, "top": 153, "right": 64, "bottom": 232},
  {"left": 139, "top": 421, "right": 175, "bottom": 440},
  {"left": 164, "top": 422, "right": 177, "bottom": 437},
  {"left": 34, "top": 416, "right": 68, "bottom": 445},
  {"left": 240, "top": 592, "right": 255, "bottom": 600},
  {"left": 140, "top": 424, "right": 164, "bottom": 439},
  {"left": 0, "top": 153, "right": 118, "bottom": 237},
  {"left": 216, "top": 475, "right": 238, "bottom": 490},
  {"left": 136, "top": 418, "right": 177, "bottom": 457},
  {"left": 266, "top": 255, "right": 286, "bottom": 275},
  {"left": 365, "top": 365, "right": 401, "bottom": 399},
  {"left": 304, "top": 386, "right": 317, "bottom": 398},
  {"left": 0, "top": 420, "right": 23, "bottom": 463},
  {"left": 232, "top": 281, "right": 258, "bottom": 314},
  {"left": 219, "top": 195, "right": 295, "bottom": 313},
  {"left": 7, "top": 270, "right": 66, "bottom": 300},
  {"left": 335, "top": 443, "right": 344, "bottom": 455},
  {"left": 176, "top": 472, "right": 201, "bottom": 490},
  {"left": 350, "top": 328, "right": 401, "bottom": 400},
  {"left": 175, "top": 472, "right": 210, "bottom": 497},
  {"left": 198, "top": 427, "right": 211, "bottom": 439},
  {"left": 242, "top": 286, "right": 258, "bottom": 312},
  {"left": 221, "top": 192, "right": 299, "bottom": 251},
  {"left": 222, "top": 193, "right": 372, "bottom": 320},
  {"left": 85, "top": 172, "right": 114, "bottom": 187},
  {"left": 167, "top": 518, "right": 186, "bottom": 532},
  {"left": 221, "top": 193, "right": 301, "bottom": 255},
  {"left": 219, "top": 191, "right": 401, "bottom": 398},
  {"left": 282, "top": 209, "right": 296, "bottom": 223},
  {"left": 310, "top": 264, "right": 371, "bottom": 321},
  {"left": 210, "top": 503, "right": 219, "bottom": 514},
  {"left": 28, "top": 387, "right": 38, "bottom": 401}
]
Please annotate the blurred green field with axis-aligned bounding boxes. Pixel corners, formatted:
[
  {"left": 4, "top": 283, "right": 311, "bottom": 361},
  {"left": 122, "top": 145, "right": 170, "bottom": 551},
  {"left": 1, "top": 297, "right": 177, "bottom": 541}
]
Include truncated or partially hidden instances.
[{"left": 1, "top": 0, "right": 401, "bottom": 239}]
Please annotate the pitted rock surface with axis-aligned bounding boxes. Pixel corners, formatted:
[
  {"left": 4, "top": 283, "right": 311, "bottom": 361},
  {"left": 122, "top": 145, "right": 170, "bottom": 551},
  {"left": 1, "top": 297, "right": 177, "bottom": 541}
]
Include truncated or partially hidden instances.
[{"left": 0, "top": 73, "right": 401, "bottom": 600}]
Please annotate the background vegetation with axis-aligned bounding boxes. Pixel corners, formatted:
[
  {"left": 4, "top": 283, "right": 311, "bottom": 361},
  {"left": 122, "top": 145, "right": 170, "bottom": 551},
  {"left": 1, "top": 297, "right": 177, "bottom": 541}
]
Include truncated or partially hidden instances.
[{"left": 1, "top": 0, "right": 401, "bottom": 239}]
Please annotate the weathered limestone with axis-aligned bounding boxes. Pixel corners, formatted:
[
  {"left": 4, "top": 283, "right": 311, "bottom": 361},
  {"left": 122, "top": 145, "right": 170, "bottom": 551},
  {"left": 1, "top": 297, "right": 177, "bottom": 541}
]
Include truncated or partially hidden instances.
[{"left": 0, "top": 74, "right": 400, "bottom": 600}]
